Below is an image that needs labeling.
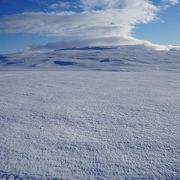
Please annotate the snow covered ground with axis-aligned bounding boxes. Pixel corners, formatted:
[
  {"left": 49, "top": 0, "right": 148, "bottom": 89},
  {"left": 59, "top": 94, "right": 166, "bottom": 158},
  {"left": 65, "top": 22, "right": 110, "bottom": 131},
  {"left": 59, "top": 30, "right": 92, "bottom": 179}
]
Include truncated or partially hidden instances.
[
  {"left": 1, "top": 45, "right": 180, "bottom": 72},
  {"left": 0, "top": 45, "right": 180, "bottom": 179},
  {"left": 0, "top": 70, "right": 180, "bottom": 179}
]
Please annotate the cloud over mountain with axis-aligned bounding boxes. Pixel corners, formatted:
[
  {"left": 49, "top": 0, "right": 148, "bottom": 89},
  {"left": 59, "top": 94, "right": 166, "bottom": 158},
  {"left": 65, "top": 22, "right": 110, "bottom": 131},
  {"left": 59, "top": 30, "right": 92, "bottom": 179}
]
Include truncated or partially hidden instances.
[{"left": 0, "top": 0, "right": 179, "bottom": 50}]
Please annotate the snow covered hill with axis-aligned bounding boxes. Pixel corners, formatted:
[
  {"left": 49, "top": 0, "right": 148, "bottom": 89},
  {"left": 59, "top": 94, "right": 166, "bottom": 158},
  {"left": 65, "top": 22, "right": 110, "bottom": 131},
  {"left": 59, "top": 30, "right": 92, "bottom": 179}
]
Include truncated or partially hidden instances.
[
  {"left": 0, "top": 45, "right": 180, "bottom": 179},
  {"left": 1, "top": 45, "right": 180, "bottom": 71}
]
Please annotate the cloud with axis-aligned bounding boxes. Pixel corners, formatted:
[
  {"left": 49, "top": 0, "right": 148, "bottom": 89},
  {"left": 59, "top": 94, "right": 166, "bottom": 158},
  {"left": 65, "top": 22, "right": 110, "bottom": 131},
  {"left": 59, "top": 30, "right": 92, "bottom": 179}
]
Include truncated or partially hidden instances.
[
  {"left": 79, "top": 0, "right": 123, "bottom": 10},
  {"left": 163, "top": 0, "right": 180, "bottom": 5},
  {"left": 0, "top": 0, "right": 179, "bottom": 50},
  {"left": 29, "top": 35, "right": 180, "bottom": 52},
  {"left": 161, "top": 0, "right": 180, "bottom": 9},
  {"left": 30, "top": 36, "right": 139, "bottom": 50},
  {"left": 0, "top": 0, "right": 158, "bottom": 38},
  {"left": 49, "top": 2, "right": 71, "bottom": 10}
]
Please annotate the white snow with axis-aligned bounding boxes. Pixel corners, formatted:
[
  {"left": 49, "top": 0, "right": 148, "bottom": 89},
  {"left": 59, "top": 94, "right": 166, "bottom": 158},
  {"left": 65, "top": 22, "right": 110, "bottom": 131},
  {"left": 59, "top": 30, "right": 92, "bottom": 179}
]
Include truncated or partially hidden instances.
[
  {"left": 1, "top": 45, "right": 180, "bottom": 72},
  {"left": 0, "top": 70, "right": 180, "bottom": 179},
  {"left": 0, "top": 45, "right": 180, "bottom": 178}
]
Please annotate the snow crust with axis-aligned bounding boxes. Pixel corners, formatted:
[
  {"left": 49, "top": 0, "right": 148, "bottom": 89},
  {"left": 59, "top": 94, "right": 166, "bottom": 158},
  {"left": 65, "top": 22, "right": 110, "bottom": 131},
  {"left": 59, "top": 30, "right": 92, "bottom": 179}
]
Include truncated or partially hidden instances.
[
  {"left": 1, "top": 45, "right": 180, "bottom": 72},
  {"left": 0, "top": 71, "right": 180, "bottom": 179}
]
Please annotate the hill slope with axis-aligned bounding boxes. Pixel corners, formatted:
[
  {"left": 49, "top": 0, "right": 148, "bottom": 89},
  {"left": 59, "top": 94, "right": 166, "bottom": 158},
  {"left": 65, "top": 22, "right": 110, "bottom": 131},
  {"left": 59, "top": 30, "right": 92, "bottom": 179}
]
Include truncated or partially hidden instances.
[{"left": 1, "top": 45, "right": 180, "bottom": 72}]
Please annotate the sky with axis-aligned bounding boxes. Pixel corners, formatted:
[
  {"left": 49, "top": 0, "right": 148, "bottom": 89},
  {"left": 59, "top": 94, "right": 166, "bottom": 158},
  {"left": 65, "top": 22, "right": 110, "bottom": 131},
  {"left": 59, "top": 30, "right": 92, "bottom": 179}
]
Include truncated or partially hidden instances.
[{"left": 0, "top": 0, "right": 180, "bottom": 54}]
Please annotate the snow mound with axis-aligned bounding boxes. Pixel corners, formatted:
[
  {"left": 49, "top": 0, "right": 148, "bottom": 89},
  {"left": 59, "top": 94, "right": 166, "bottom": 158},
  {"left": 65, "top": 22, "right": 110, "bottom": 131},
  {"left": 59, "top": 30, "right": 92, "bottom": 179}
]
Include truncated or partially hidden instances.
[{"left": 0, "top": 45, "right": 180, "bottom": 72}]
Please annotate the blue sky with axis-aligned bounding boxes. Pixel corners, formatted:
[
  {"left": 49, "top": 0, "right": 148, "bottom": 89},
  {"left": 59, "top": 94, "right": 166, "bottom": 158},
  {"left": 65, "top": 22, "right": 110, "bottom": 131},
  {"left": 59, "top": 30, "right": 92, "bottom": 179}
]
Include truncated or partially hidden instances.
[
  {"left": 135, "top": 3, "right": 180, "bottom": 45},
  {"left": 0, "top": 0, "right": 180, "bottom": 53}
]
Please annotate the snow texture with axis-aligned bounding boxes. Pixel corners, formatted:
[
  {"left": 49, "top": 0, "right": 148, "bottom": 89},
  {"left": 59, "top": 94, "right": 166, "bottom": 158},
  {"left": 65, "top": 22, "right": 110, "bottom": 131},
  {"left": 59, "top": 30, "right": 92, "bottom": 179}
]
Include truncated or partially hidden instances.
[
  {"left": 1, "top": 45, "right": 180, "bottom": 72},
  {"left": 0, "top": 46, "right": 180, "bottom": 179}
]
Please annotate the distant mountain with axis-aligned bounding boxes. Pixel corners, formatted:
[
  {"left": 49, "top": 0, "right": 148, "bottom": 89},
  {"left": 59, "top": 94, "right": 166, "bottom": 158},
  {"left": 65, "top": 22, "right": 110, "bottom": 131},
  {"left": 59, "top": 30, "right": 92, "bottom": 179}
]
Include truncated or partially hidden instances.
[{"left": 0, "top": 45, "right": 180, "bottom": 72}]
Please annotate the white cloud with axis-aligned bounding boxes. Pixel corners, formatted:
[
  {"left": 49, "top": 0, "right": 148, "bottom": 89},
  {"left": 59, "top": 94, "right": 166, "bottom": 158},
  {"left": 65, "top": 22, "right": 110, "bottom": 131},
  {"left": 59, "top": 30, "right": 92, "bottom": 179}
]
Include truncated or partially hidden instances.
[
  {"left": 30, "top": 35, "right": 180, "bottom": 51},
  {"left": 0, "top": 0, "right": 179, "bottom": 50},
  {"left": 80, "top": 0, "right": 123, "bottom": 10},
  {"left": 49, "top": 2, "right": 71, "bottom": 10},
  {"left": 0, "top": 0, "right": 158, "bottom": 38},
  {"left": 30, "top": 36, "right": 139, "bottom": 50},
  {"left": 163, "top": 0, "right": 179, "bottom": 5},
  {"left": 161, "top": 0, "right": 180, "bottom": 9}
]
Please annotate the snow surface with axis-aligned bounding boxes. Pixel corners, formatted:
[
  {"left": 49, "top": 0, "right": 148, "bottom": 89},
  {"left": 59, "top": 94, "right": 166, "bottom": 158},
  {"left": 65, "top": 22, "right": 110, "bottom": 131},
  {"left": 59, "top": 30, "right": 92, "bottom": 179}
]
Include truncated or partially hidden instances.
[
  {"left": 1, "top": 45, "right": 180, "bottom": 72},
  {"left": 0, "top": 71, "right": 180, "bottom": 179},
  {"left": 0, "top": 46, "right": 180, "bottom": 179}
]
